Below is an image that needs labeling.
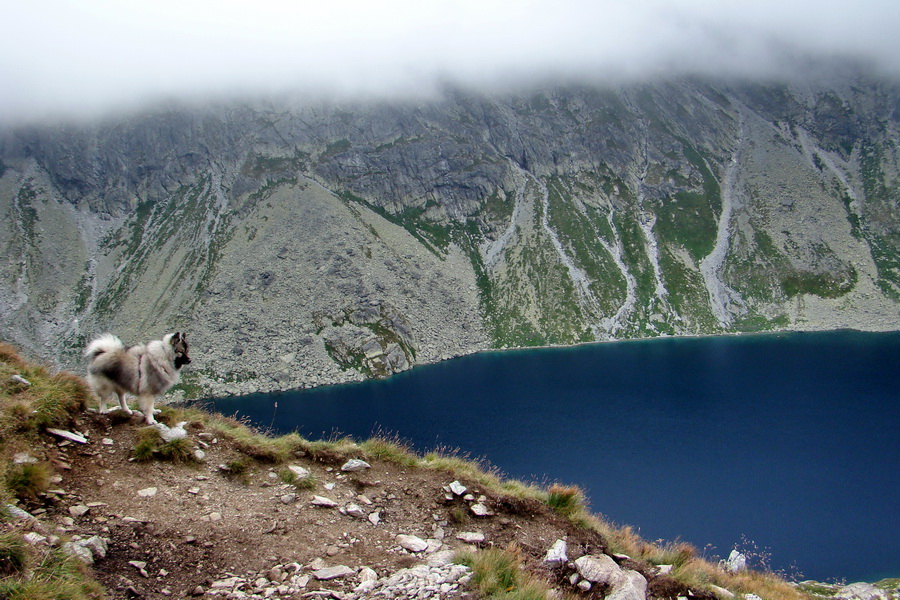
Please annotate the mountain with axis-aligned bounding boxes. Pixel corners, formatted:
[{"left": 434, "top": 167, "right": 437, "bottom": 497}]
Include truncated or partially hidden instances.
[{"left": 1, "top": 68, "right": 897, "bottom": 395}]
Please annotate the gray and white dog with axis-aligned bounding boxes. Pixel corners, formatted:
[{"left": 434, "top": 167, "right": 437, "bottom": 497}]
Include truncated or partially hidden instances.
[{"left": 84, "top": 332, "right": 191, "bottom": 424}]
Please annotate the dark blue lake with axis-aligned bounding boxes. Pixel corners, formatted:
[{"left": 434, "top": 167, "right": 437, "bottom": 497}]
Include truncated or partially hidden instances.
[{"left": 200, "top": 330, "right": 900, "bottom": 582}]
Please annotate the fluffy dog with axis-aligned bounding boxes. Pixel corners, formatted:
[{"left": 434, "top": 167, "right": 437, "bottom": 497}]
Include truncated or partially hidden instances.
[{"left": 84, "top": 332, "right": 191, "bottom": 424}]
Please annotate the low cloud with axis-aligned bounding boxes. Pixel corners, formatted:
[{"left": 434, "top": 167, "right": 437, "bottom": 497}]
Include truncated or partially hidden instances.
[{"left": 2, "top": 0, "right": 898, "bottom": 123}]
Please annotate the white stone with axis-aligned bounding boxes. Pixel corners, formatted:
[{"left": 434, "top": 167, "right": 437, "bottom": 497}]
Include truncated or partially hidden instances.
[
  {"left": 448, "top": 480, "right": 467, "bottom": 495},
  {"left": 469, "top": 503, "right": 494, "bottom": 516},
  {"left": 80, "top": 535, "right": 108, "bottom": 559},
  {"left": 69, "top": 504, "right": 90, "bottom": 517},
  {"left": 544, "top": 539, "right": 568, "bottom": 564},
  {"left": 725, "top": 549, "right": 747, "bottom": 572},
  {"left": 311, "top": 495, "right": 338, "bottom": 508},
  {"left": 13, "top": 452, "right": 38, "bottom": 464},
  {"left": 368, "top": 510, "right": 381, "bottom": 526},
  {"left": 63, "top": 541, "right": 94, "bottom": 563},
  {"left": 344, "top": 503, "right": 366, "bottom": 518},
  {"left": 288, "top": 465, "right": 310, "bottom": 479},
  {"left": 397, "top": 534, "right": 429, "bottom": 552},
  {"left": 46, "top": 428, "right": 87, "bottom": 444},
  {"left": 608, "top": 569, "right": 648, "bottom": 600},
  {"left": 340, "top": 459, "right": 371, "bottom": 472},
  {"left": 23, "top": 532, "right": 47, "bottom": 545},
  {"left": 314, "top": 565, "right": 355, "bottom": 580},
  {"left": 456, "top": 531, "right": 485, "bottom": 544},
  {"left": 710, "top": 585, "right": 736, "bottom": 598},
  {"left": 137, "top": 487, "right": 158, "bottom": 497},
  {"left": 575, "top": 554, "right": 622, "bottom": 584},
  {"left": 156, "top": 421, "right": 188, "bottom": 442}
]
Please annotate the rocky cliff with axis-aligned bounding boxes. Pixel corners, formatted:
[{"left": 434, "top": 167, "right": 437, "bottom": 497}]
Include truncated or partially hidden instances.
[{"left": 1, "top": 68, "right": 897, "bottom": 394}]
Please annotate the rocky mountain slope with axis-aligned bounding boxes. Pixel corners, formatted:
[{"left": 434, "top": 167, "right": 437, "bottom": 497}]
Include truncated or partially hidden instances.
[{"left": 0, "top": 67, "right": 897, "bottom": 394}]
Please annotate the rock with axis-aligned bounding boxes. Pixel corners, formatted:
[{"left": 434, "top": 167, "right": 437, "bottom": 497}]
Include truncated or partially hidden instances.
[
  {"left": 368, "top": 511, "right": 381, "bottom": 526},
  {"left": 23, "top": 532, "right": 47, "bottom": 545},
  {"left": 280, "top": 494, "right": 297, "bottom": 504},
  {"left": 69, "top": 504, "right": 90, "bottom": 518},
  {"left": 725, "top": 549, "right": 747, "bottom": 572},
  {"left": 288, "top": 465, "right": 311, "bottom": 479},
  {"left": 578, "top": 580, "right": 593, "bottom": 592},
  {"left": 4, "top": 504, "right": 35, "bottom": 520},
  {"left": 312, "top": 495, "right": 339, "bottom": 508},
  {"left": 62, "top": 541, "right": 94, "bottom": 563},
  {"left": 396, "top": 534, "right": 429, "bottom": 553},
  {"left": 575, "top": 554, "right": 622, "bottom": 584},
  {"left": 156, "top": 421, "right": 188, "bottom": 441},
  {"left": 709, "top": 585, "right": 736, "bottom": 598},
  {"left": 46, "top": 428, "right": 88, "bottom": 444},
  {"left": 357, "top": 567, "right": 378, "bottom": 585},
  {"left": 608, "top": 569, "right": 648, "bottom": 600},
  {"left": 456, "top": 531, "right": 485, "bottom": 544},
  {"left": 80, "top": 535, "right": 108, "bottom": 560},
  {"left": 13, "top": 452, "right": 38, "bottom": 464},
  {"left": 10, "top": 374, "right": 31, "bottom": 386},
  {"left": 314, "top": 565, "right": 355, "bottom": 580},
  {"left": 137, "top": 487, "right": 158, "bottom": 497},
  {"left": 344, "top": 503, "right": 366, "bottom": 519},
  {"left": 341, "top": 459, "right": 371, "bottom": 472},
  {"left": 544, "top": 539, "right": 568, "bottom": 564},
  {"left": 837, "top": 583, "right": 890, "bottom": 600},
  {"left": 448, "top": 480, "right": 467, "bottom": 495},
  {"left": 469, "top": 502, "right": 494, "bottom": 516}
]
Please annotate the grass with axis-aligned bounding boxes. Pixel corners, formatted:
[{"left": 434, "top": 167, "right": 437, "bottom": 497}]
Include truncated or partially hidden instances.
[
  {"left": 456, "top": 545, "right": 559, "bottom": 600},
  {"left": 5, "top": 463, "right": 51, "bottom": 500},
  {"left": 132, "top": 427, "right": 197, "bottom": 463}
]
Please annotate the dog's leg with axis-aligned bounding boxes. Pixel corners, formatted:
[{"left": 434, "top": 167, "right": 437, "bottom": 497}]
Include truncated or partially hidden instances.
[
  {"left": 98, "top": 393, "right": 108, "bottom": 414},
  {"left": 116, "top": 392, "right": 133, "bottom": 415},
  {"left": 138, "top": 395, "right": 157, "bottom": 424}
]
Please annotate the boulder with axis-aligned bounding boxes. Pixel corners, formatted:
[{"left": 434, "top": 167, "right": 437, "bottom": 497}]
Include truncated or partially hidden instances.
[
  {"left": 837, "top": 583, "right": 890, "bottom": 600},
  {"left": 575, "top": 554, "right": 622, "bottom": 585},
  {"left": 608, "top": 569, "right": 648, "bottom": 600},
  {"left": 725, "top": 549, "right": 747, "bottom": 572},
  {"left": 396, "top": 534, "right": 429, "bottom": 553}
]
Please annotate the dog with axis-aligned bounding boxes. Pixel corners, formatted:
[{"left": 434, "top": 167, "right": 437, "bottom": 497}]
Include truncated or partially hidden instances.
[{"left": 84, "top": 332, "right": 191, "bottom": 424}]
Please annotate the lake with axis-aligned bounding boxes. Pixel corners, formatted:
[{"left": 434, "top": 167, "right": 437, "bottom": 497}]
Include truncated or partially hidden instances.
[{"left": 200, "top": 330, "right": 900, "bottom": 582}]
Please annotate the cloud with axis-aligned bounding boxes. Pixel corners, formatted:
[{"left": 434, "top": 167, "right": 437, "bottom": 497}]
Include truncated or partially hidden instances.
[{"left": 1, "top": 0, "right": 898, "bottom": 123}]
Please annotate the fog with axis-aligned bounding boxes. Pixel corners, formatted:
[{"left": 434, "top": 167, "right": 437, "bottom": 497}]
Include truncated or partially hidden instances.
[{"left": 2, "top": 0, "right": 898, "bottom": 123}]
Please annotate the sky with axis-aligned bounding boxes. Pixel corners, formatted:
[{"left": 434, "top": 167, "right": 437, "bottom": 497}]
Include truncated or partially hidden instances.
[{"left": 1, "top": 0, "right": 899, "bottom": 123}]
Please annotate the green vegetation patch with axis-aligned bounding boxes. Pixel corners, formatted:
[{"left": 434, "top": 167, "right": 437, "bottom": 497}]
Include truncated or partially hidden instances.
[{"left": 655, "top": 142, "right": 722, "bottom": 263}]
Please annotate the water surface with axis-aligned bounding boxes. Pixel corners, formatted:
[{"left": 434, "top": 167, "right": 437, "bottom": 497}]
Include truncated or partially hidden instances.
[{"left": 201, "top": 330, "right": 900, "bottom": 582}]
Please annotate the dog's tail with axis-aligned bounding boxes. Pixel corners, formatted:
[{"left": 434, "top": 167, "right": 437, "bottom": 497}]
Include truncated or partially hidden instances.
[{"left": 84, "top": 334, "right": 125, "bottom": 361}]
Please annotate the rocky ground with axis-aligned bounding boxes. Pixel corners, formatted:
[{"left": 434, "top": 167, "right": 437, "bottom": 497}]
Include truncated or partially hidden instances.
[{"left": 7, "top": 407, "right": 640, "bottom": 600}]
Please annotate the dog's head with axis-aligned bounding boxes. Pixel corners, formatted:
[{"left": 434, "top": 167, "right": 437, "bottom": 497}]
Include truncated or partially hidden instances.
[{"left": 169, "top": 332, "right": 191, "bottom": 369}]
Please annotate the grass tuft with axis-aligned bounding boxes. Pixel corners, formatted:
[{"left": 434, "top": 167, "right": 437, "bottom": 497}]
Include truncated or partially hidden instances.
[
  {"left": 0, "top": 531, "right": 28, "bottom": 577},
  {"left": 132, "top": 427, "right": 197, "bottom": 463},
  {"left": 5, "top": 462, "right": 51, "bottom": 500},
  {"left": 457, "top": 545, "right": 556, "bottom": 600},
  {"left": 546, "top": 483, "right": 586, "bottom": 518}
]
